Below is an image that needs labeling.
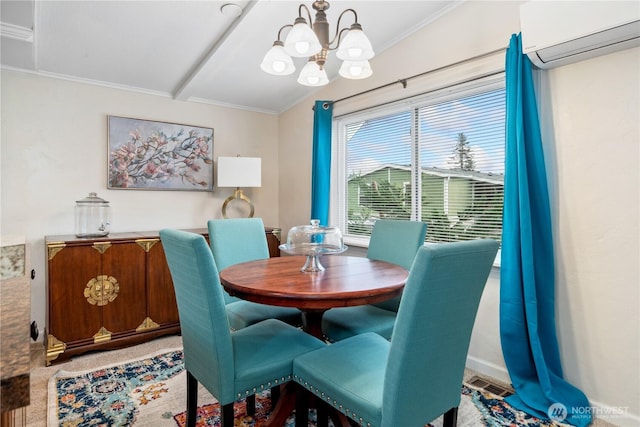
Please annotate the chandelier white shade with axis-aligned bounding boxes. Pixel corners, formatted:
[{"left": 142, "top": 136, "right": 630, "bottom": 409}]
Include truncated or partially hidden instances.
[
  {"left": 336, "top": 24, "right": 374, "bottom": 61},
  {"left": 262, "top": 1, "right": 374, "bottom": 86},
  {"left": 284, "top": 17, "right": 322, "bottom": 57},
  {"left": 298, "top": 60, "right": 330, "bottom": 86},
  {"left": 260, "top": 41, "right": 296, "bottom": 75},
  {"left": 338, "top": 60, "right": 372, "bottom": 79}
]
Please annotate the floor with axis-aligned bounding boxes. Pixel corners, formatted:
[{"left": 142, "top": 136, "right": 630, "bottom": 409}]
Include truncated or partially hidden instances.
[
  {"left": 24, "top": 335, "right": 616, "bottom": 427},
  {"left": 27, "top": 335, "right": 184, "bottom": 426}
]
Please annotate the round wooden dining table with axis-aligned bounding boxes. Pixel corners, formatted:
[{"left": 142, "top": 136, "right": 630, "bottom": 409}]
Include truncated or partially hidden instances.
[
  {"left": 220, "top": 255, "right": 408, "bottom": 426},
  {"left": 219, "top": 255, "right": 409, "bottom": 339}
]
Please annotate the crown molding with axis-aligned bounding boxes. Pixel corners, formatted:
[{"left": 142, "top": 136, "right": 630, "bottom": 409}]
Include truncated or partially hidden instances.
[{"left": 0, "top": 22, "right": 33, "bottom": 42}]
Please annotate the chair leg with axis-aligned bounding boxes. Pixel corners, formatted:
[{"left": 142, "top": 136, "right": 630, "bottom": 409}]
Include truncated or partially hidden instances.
[
  {"left": 317, "top": 400, "right": 329, "bottom": 427},
  {"left": 295, "top": 386, "right": 309, "bottom": 427},
  {"left": 317, "top": 399, "right": 351, "bottom": 427},
  {"left": 271, "top": 385, "right": 281, "bottom": 406},
  {"left": 330, "top": 408, "right": 353, "bottom": 427},
  {"left": 346, "top": 418, "right": 359, "bottom": 427},
  {"left": 186, "top": 371, "right": 198, "bottom": 427},
  {"left": 220, "top": 402, "right": 234, "bottom": 427},
  {"left": 443, "top": 407, "right": 458, "bottom": 427},
  {"left": 246, "top": 394, "right": 256, "bottom": 416}
]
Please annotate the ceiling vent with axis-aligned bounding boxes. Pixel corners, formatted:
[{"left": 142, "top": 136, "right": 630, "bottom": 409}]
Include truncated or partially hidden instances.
[{"left": 520, "top": 0, "right": 640, "bottom": 69}]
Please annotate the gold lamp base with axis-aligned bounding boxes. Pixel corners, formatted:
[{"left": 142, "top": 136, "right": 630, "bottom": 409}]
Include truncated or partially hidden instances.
[{"left": 222, "top": 188, "right": 255, "bottom": 218}]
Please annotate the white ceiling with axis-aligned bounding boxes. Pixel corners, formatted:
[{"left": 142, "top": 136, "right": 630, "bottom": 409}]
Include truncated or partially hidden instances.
[{"left": 0, "top": 0, "right": 460, "bottom": 114}]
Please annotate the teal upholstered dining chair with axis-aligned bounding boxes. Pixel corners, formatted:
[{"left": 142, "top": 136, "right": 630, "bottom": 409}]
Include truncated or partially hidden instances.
[
  {"left": 321, "top": 219, "right": 427, "bottom": 341},
  {"left": 159, "top": 229, "right": 325, "bottom": 427},
  {"left": 208, "top": 218, "right": 302, "bottom": 330},
  {"left": 294, "top": 239, "right": 499, "bottom": 427}
]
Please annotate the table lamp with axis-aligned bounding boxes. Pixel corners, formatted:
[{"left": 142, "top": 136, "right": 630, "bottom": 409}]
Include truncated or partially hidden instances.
[{"left": 217, "top": 156, "right": 262, "bottom": 218}]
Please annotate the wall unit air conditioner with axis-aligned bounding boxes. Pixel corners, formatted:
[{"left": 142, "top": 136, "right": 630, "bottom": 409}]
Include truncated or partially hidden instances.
[{"left": 520, "top": 1, "right": 640, "bottom": 69}]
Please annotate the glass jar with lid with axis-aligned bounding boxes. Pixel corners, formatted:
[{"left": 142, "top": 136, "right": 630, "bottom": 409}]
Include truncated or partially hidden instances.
[{"left": 75, "top": 192, "right": 111, "bottom": 237}]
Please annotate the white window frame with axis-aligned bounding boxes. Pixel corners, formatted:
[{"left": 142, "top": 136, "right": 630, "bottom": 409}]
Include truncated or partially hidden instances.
[{"left": 331, "top": 73, "right": 505, "bottom": 263}]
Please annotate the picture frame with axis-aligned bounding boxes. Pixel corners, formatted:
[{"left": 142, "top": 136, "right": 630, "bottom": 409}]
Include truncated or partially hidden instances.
[{"left": 108, "top": 116, "right": 214, "bottom": 191}]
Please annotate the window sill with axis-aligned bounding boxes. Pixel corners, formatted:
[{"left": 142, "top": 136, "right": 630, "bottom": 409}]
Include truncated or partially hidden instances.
[{"left": 345, "top": 236, "right": 501, "bottom": 268}]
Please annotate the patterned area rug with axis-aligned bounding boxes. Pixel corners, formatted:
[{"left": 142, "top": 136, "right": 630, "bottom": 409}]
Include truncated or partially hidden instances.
[{"left": 47, "top": 348, "right": 565, "bottom": 426}]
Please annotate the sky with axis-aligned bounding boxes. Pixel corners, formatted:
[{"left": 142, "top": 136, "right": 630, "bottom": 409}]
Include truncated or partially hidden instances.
[{"left": 345, "top": 88, "right": 506, "bottom": 177}]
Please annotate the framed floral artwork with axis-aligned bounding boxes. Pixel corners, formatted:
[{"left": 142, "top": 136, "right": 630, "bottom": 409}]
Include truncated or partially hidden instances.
[{"left": 108, "top": 116, "right": 214, "bottom": 191}]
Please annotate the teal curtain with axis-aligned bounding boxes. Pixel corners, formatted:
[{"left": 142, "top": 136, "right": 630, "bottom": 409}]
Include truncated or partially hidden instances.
[
  {"left": 500, "top": 34, "right": 591, "bottom": 427},
  {"left": 311, "top": 101, "right": 334, "bottom": 226}
]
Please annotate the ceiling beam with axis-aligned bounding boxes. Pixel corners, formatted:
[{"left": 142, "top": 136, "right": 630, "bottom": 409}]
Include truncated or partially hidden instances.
[{"left": 173, "top": 1, "right": 258, "bottom": 101}]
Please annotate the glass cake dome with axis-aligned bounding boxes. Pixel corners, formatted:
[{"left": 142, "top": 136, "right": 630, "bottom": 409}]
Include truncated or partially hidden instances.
[{"left": 279, "top": 219, "right": 347, "bottom": 272}]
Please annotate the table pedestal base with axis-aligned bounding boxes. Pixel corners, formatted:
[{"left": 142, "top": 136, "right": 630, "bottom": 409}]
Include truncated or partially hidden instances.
[{"left": 301, "top": 310, "right": 327, "bottom": 340}]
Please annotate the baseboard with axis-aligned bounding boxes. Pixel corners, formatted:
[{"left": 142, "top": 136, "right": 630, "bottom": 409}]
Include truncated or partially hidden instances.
[
  {"left": 580, "top": 398, "right": 639, "bottom": 426},
  {"left": 466, "top": 354, "right": 511, "bottom": 385},
  {"left": 465, "top": 355, "right": 639, "bottom": 426}
]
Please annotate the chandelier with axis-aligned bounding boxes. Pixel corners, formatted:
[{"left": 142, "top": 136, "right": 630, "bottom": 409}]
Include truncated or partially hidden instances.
[{"left": 260, "top": 1, "right": 375, "bottom": 87}]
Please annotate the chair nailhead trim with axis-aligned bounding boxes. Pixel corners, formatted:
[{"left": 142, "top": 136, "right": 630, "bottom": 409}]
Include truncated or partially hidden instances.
[
  {"left": 294, "top": 376, "right": 375, "bottom": 427},
  {"left": 237, "top": 376, "right": 292, "bottom": 399}
]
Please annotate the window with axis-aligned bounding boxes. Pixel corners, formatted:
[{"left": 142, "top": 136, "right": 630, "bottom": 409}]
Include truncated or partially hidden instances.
[{"left": 333, "top": 76, "right": 505, "bottom": 247}]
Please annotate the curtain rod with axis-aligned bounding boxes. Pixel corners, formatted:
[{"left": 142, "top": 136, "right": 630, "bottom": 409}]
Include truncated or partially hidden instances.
[{"left": 332, "top": 46, "right": 507, "bottom": 105}]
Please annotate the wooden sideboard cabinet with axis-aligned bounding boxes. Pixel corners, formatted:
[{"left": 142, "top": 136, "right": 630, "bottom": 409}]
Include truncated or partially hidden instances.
[{"left": 45, "top": 227, "right": 280, "bottom": 365}]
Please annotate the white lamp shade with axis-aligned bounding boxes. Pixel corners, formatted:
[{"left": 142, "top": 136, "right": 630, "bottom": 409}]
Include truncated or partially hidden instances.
[
  {"left": 339, "top": 60, "right": 373, "bottom": 79},
  {"left": 217, "top": 157, "right": 262, "bottom": 187},
  {"left": 261, "top": 43, "right": 295, "bottom": 75},
  {"left": 284, "top": 19, "right": 322, "bottom": 57},
  {"left": 336, "top": 27, "right": 374, "bottom": 61},
  {"left": 297, "top": 61, "right": 329, "bottom": 86}
]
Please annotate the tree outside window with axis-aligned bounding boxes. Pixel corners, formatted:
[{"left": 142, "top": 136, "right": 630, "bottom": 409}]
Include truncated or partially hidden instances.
[{"left": 339, "top": 82, "right": 505, "bottom": 246}]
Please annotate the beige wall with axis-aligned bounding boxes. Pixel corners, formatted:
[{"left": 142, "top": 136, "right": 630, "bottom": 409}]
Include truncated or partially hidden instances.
[
  {"left": 278, "top": 1, "right": 639, "bottom": 424},
  {"left": 540, "top": 47, "right": 639, "bottom": 422},
  {"left": 1, "top": 0, "right": 638, "bottom": 423},
  {"left": 1, "top": 70, "right": 280, "bottom": 339}
]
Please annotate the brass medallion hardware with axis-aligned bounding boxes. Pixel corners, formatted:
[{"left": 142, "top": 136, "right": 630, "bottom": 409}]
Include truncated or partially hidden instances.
[
  {"left": 93, "top": 327, "right": 112, "bottom": 343},
  {"left": 135, "top": 239, "right": 158, "bottom": 252},
  {"left": 92, "top": 242, "right": 111, "bottom": 254},
  {"left": 47, "top": 243, "right": 66, "bottom": 260},
  {"left": 84, "top": 275, "right": 119, "bottom": 306},
  {"left": 45, "top": 334, "right": 67, "bottom": 366},
  {"left": 136, "top": 317, "right": 160, "bottom": 332}
]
